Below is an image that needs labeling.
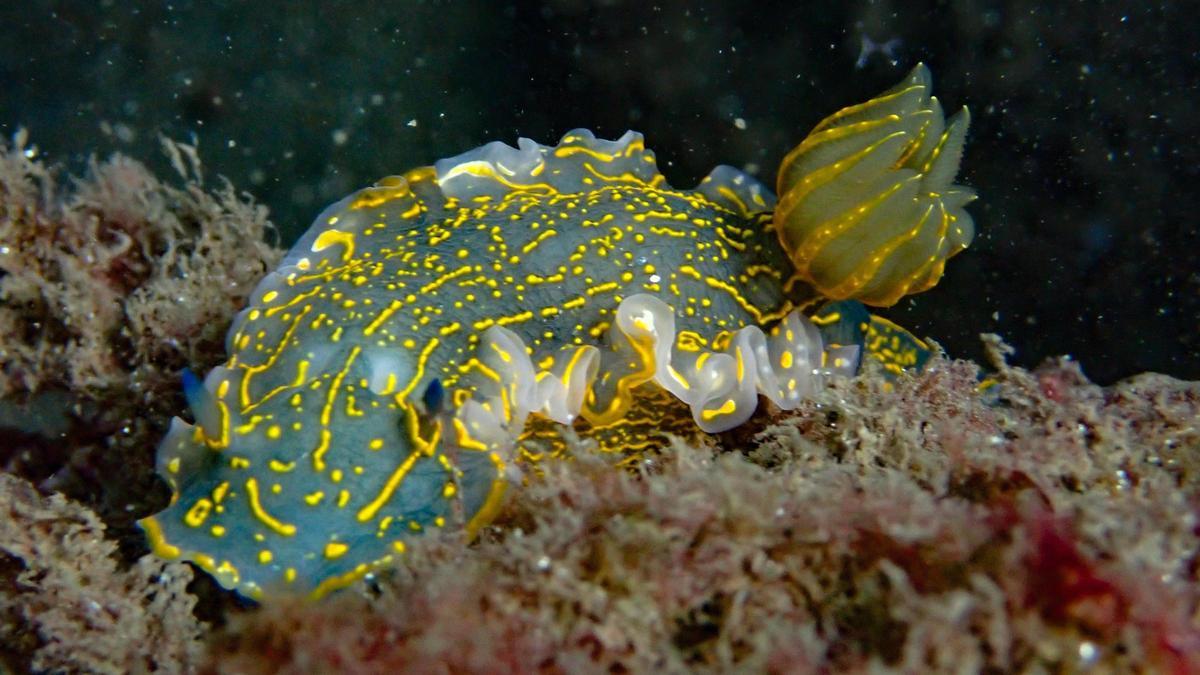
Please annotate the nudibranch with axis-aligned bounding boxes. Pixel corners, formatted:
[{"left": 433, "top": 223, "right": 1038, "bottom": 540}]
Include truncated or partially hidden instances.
[{"left": 140, "top": 64, "right": 975, "bottom": 599}]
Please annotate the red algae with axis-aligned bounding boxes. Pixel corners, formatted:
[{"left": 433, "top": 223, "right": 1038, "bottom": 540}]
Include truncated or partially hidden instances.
[{"left": 1022, "top": 512, "right": 1128, "bottom": 631}]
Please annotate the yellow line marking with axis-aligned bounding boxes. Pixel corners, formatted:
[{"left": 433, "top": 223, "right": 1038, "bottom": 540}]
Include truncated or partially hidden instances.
[{"left": 245, "top": 478, "right": 296, "bottom": 536}]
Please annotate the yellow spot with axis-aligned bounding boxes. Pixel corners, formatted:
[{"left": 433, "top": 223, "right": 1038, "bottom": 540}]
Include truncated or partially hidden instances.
[
  {"left": 214, "top": 560, "right": 240, "bottom": 585},
  {"left": 324, "top": 542, "right": 350, "bottom": 559},
  {"left": 701, "top": 399, "right": 738, "bottom": 421},
  {"left": 464, "top": 452, "right": 508, "bottom": 539},
  {"left": 312, "top": 228, "right": 356, "bottom": 262},
  {"left": 266, "top": 424, "right": 282, "bottom": 439},
  {"left": 184, "top": 498, "right": 212, "bottom": 528},
  {"left": 677, "top": 331, "right": 707, "bottom": 352},
  {"left": 311, "top": 430, "right": 333, "bottom": 472},
  {"left": 490, "top": 342, "right": 513, "bottom": 363},
  {"left": 369, "top": 438, "right": 384, "bottom": 450},
  {"left": 668, "top": 364, "right": 691, "bottom": 390},
  {"left": 378, "top": 516, "right": 395, "bottom": 535},
  {"left": 139, "top": 516, "right": 181, "bottom": 559},
  {"left": 452, "top": 417, "right": 488, "bottom": 451},
  {"left": 396, "top": 338, "right": 439, "bottom": 401},
  {"left": 258, "top": 550, "right": 273, "bottom": 564},
  {"left": 269, "top": 459, "right": 296, "bottom": 473}
]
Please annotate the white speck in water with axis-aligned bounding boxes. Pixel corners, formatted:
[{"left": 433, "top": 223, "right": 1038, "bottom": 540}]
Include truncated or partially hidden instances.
[
  {"left": 113, "top": 123, "right": 135, "bottom": 143},
  {"left": 536, "top": 556, "right": 551, "bottom": 571},
  {"left": 407, "top": 119, "right": 418, "bottom": 128},
  {"left": 733, "top": 117, "right": 747, "bottom": 130},
  {"left": 332, "top": 129, "right": 349, "bottom": 146},
  {"left": 1078, "top": 641, "right": 1098, "bottom": 664}
]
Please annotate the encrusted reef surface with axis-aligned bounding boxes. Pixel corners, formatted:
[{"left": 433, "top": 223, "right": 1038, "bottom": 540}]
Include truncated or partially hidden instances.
[{"left": 1, "top": 137, "right": 1198, "bottom": 674}]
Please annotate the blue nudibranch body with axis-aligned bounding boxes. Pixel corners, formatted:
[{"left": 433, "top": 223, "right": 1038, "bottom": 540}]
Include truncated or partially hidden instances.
[{"left": 141, "top": 64, "right": 975, "bottom": 599}]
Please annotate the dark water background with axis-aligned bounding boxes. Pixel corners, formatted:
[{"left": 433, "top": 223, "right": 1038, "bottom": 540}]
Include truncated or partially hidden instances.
[{"left": 2, "top": 0, "right": 1196, "bottom": 383}]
